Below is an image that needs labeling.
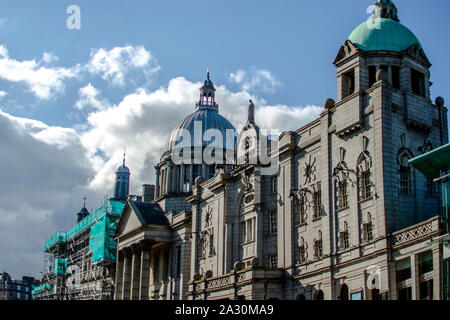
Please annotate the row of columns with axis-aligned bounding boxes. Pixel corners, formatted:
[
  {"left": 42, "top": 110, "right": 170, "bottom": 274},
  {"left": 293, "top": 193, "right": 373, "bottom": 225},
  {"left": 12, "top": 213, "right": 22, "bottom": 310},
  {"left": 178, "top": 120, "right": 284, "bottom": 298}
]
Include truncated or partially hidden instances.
[{"left": 115, "top": 241, "right": 171, "bottom": 300}]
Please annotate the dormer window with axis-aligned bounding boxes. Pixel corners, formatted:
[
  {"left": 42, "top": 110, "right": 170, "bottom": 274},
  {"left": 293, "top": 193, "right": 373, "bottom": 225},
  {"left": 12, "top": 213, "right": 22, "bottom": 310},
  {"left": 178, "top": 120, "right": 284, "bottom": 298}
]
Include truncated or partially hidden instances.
[
  {"left": 342, "top": 69, "right": 355, "bottom": 98},
  {"left": 411, "top": 68, "right": 425, "bottom": 97}
]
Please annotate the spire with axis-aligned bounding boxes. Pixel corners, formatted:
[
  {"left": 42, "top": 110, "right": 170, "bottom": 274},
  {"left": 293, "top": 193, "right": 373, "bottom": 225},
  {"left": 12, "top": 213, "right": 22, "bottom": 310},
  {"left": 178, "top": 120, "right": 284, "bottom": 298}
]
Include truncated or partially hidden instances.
[
  {"left": 83, "top": 197, "right": 86, "bottom": 209},
  {"left": 374, "top": 0, "right": 399, "bottom": 22},
  {"left": 198, "top": 69, "right": 217, "bottom": 109},
  {"left": 123, "top": 148, "right": 126, "bottom": 166}
]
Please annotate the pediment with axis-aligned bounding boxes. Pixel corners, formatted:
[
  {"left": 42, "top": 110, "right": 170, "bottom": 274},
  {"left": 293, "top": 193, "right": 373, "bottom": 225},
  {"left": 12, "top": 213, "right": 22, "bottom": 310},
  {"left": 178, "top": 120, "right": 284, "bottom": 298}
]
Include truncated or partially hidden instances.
[
  {"left": 402, "top": 44, "right": 431, "bottom": 68},
  {"left": 334, "top": 40, "right": 360, "bottom": 65}
]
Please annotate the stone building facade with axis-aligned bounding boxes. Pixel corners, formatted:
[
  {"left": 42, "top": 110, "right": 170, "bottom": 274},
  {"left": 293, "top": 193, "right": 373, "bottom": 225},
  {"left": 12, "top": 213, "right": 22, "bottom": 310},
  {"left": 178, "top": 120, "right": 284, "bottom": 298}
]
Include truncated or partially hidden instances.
[{"left": 114, "top": 0, "right": 449, "bottom": 300}]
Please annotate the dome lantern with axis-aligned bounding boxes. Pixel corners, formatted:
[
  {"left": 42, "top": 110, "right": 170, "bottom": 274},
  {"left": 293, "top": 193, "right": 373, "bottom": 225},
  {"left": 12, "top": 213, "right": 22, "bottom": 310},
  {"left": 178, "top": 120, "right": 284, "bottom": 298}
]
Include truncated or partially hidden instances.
[{"left": 198, "top": 69, "right": 217, "bottom": 109}]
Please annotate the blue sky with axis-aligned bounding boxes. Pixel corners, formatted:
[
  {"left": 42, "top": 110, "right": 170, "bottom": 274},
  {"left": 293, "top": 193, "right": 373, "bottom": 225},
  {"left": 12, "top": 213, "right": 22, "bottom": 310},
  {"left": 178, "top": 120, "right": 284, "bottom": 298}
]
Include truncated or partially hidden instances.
[{"left": 0, "top": 0, "right": 449, "bottom": 279}]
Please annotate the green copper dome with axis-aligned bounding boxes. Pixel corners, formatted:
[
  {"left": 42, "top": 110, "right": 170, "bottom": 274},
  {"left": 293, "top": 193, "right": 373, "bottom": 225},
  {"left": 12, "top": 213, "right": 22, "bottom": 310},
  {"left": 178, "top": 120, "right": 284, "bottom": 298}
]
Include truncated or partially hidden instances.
[{"left": 348, "top": 18, "right": 422, "bottom": 52}]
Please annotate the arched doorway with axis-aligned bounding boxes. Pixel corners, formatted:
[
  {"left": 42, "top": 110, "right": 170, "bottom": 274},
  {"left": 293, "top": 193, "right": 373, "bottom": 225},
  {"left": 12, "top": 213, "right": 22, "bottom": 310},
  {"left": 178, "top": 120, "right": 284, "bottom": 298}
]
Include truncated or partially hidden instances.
[
  {"left": 296, "top": 293, "right": 306, "bottom": 300},
  {"left": 314, "top": 290, "right": 324, "bottom": 300},
  {"left": 338, "top": 284, "right": 349, "bottom": 300}
]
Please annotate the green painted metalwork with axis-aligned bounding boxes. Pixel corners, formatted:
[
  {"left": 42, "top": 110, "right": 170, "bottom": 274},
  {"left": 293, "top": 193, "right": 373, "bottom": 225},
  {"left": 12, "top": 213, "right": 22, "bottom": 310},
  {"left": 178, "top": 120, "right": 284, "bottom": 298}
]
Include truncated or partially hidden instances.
[
  {"left": 54, "top": 258, "right": 67, "bottom": 275},
  {"left": 348, "top": 18, "right": 422, "bottom": 52},
  {"left": 31, "top": 283, "right": 53, "bottom": 295},
  {"left": 409, "top": 143, "right": 450, "bottom": 179},
  {"left": 45, "top": 199, "right": 125, "bottom": 250},
  {"left": 89, "top": 213, "right": 121, "bottom": 263}
]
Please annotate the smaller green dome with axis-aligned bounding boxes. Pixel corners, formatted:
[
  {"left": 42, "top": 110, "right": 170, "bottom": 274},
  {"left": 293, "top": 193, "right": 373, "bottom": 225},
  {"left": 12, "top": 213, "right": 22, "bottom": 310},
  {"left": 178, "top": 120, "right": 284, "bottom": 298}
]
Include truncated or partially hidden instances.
[{"left": 348, "top": 18, "right": 422, "bottom": 52}]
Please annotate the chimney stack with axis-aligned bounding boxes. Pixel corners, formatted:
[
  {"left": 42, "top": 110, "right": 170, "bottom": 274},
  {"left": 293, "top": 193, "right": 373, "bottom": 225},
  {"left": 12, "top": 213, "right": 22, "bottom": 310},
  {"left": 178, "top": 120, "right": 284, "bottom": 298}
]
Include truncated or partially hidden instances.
[{"left": 142, "top": 184, "right": 155, "bottom": 203}]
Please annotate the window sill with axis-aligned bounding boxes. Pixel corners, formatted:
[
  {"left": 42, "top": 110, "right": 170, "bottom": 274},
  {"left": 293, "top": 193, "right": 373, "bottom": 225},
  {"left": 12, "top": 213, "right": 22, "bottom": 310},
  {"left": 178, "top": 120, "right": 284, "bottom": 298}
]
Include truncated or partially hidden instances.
[
  {"left": 312, "top": 216, "right": 322, "bottom": 222},
  {"left": 241, "top": 240, "right": 256, "bottom": 246},
  {"left": 296, "top": 222, "right": 307, "bottom": 228},
  {"left": 359, "top": 196, "right": 373, "bottom": 204},
  {"left": 337, "top": 206, "right": 349, "bottom": 213}
]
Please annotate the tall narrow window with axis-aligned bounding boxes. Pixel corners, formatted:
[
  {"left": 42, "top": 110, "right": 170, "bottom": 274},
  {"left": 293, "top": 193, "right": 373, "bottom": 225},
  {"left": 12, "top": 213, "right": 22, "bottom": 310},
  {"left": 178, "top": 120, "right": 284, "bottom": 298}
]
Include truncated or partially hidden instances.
[
  {"left": 368, "top": 66, "right": 377, "bottom": 87},
  {"left": 340, "top": 230, "right": 350, "bottom": 250},
  {"left": 363, "top": 222, "right": 374, "bottom": 243},
  {"left": 270, "top": 176, "right": 278, "bottom": 194},
  {"left": 411, "top": 68, "right": 425, "bottom": 97},
  {"left": 269, "top": 211, "right": 277, "bottom": 234},
  {"left": 313, "top": 183, "right": 322, "bottom": 220},
  {"left": 400, "top": 166, "right": 410, "bottom": 194},
  {"left": 314, "top": 239, "right": 323, "bottom": 259},
  {"left": 426, "top": 177, "right": 434, "bottom": 197},
  {"left": 241, "top": 222, "right": 247, "bottom": 244},
  {"left": 296, "top": 199, "right": 306, "bottom": 225},
  {"left": 361, "top": 169, "right": 372, "bottom": 200},
  {"left": 392, "top": 65, "right": 400, "bottom": 89},
  {"left": 338, "top": 180, "right": 349, "bottom": 209},
  {"left": 298, "top": 245, "right": 306, "bottom": 264},
  {"left": 342, "top": 69, "right": 355, "bottom": 98},
  {"left": 269, "top": 255, "right": 278, "bottom": 268}
]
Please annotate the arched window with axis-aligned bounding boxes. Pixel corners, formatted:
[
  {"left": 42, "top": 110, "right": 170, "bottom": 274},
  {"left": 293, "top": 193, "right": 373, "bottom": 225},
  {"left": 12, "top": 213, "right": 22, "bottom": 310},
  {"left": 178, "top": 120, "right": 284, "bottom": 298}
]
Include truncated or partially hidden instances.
[
  {"left": 296, "top": 293, "right": 306, "bottom": 300},
  {"left": 397, "top": 148, "right": 414, "bottom": 195},
  {"left": 314, "top": 290, "right": 324, "bottom": 300},
  {"left": 357, "top": 152, "right": 372, "bottom": 200},
  {"left": 339, "top": 284, "right": 349, "bottom": 300}
]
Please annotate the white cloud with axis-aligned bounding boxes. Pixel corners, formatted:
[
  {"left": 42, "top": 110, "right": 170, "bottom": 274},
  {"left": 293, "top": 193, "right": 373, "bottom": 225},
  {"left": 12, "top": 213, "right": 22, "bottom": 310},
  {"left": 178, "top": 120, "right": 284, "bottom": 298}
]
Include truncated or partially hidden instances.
[
  {"left": 0, "top": 71, "right": 321, "bottom": 279},
  {"left": 0, "top": 45, "right": 80, "bottom": 100},
  {"left": 75, "top": 83, "right": 111, "bottom": 110},
  {"left": 86, "top": 45, "right": 160, "bottom": 87},
  {"left": 228, "top": 68, "right": 282, "bottom": 93},
  {"left": 0, "top": 110, "right": 95, "bottom": 278},
  {"left": 0, "top": 91, "right": 6, "bottom": 99}
]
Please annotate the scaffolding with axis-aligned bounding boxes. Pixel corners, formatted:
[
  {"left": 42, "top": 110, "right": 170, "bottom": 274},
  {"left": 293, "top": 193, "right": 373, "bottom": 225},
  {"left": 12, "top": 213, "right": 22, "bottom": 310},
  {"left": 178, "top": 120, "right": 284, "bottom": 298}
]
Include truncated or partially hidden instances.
[{"left": 36, "top": 199, "right": 125, "bottom": 300}]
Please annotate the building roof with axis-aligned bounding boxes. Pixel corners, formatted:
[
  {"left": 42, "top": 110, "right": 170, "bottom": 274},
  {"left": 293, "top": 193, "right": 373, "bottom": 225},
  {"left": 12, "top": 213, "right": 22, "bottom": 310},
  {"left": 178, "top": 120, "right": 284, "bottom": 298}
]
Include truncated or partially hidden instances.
[
  {"left": 410, "top": 143, "right": 450, "bottom": 179},
  {"left": 132, "top": 201, "right": 169, "bottom": 226},
  {"left": 348, "top": 18, "right": 422, "bottom": 52}
]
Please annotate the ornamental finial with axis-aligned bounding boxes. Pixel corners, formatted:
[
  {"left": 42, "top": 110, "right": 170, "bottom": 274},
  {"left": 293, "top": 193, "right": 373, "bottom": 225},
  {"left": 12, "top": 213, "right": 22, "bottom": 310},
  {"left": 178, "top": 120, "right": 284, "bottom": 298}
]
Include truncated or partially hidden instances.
[{"left": 374, "top": 0, "right": 399, "bottom": 22}]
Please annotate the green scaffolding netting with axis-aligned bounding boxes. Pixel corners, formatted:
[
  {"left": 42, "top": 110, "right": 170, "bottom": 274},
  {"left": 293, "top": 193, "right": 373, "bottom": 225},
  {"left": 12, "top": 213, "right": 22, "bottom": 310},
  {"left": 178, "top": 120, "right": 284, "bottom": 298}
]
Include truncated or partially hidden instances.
[
  {"left": 89, "top": 213, "right": 121, "bottom": 263},
  {"left": 45, "top": 200, "right": 125, "bottom": 250},
  {"left": 31, "top": 283, "right": 53, "bottom": 295},
  {"left": 54, "top": 258, "right": 67, "bottom": 275}
]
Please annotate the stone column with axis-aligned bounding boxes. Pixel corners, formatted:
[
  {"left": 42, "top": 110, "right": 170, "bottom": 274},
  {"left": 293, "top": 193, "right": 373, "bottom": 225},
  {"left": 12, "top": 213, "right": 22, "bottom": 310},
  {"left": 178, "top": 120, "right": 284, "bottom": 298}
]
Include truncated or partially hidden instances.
[
  {"left": 155, "top": 167, "right": 160, "bottom": 198},
  {"left": 432, "top": 245, "right": 441, "bottom": 300},
  {"left": 140, "top": 240, "right": 153, "bottom": 300},
  {"left": 167, "top": 162, "right": 173, "bottom": 193},
  {"left": 411, "top": 254, "right": 418, "bottom": 300},
  {"left": 159, "top": 247, "right": 166, "bottom": 282},
  {"left": 114, "top": 250, "right": 124, "bottom": 300},
  {"left": 122, "top": 247, "right": 132, "bottom": 300},
  {"left": 188, "top": 165, "right": 193, "bottom": 192},
  {"left": 180, "top": 164, "right": 185, "bottom": 192},
  {"left": 130, "top": 244, "right": 141, "bottom": 300}
]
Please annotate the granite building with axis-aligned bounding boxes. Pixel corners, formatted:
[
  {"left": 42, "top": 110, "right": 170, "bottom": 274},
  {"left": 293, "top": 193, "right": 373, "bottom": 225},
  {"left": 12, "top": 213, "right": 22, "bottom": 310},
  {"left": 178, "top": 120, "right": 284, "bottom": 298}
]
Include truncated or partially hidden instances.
[{"left": 113, "top": 0, "right": 448, "bottom": 300}]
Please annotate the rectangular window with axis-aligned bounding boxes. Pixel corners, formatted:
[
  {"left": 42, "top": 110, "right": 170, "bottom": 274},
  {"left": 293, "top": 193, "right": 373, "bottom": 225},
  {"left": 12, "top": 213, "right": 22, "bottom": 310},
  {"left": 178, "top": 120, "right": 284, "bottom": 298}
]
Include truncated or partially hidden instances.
[
  {"left": 269, "top": 211, "right": 277, "bottom": 234},
  {"left": 418, "top": 251, "right": 433, "bottom": 275},
  {"left": 411, "top": 68, "right": 425, "bottom": 97},
  {"left": 313, "top": 184, "right": 322, "bottom": 220},
  {"left": 419, "top": 279, "right": 433, "bottom": 300},
  {"left": 241, "top": 222, "right": 247, "bottom": 244},
  {"left": 363, "top": 222, "right": 374, "bottom": 242},
  {"left": 340, "top": 231, "right": 349, "bottom": 250},
  {"left": 338, "top": 181, "right": 349, "bottom": 209},
  {"left": 368, "top": 66, "right": 377, "bottom": 87},
  {"left": 296, "top": 199, "right": 306, "bottom": 225},
  {"left": 242, "top": 218, "right": 255, "bottom": 243},
  {"left": 298, "top": 245, "right": 306, "bottom": 264},
  {"left": 396, "top": 258, "right": 411, "bottom": 282},
  {"left": 361, "top": 170, "right": 372, "bottom": 200},
  {"left": 270, "top": 176, "right": 277, "bottom": 194},
  {"left": 426, "top": 177, "right": 434, "bottom": 197},
  {"left": 342, "top": 69, "right": 355, "bottom": 98},
  {"left": 400, "top": 166, "right": 410, "bottom": 194},
  {"left": 314, "top": 240, "right": 323, "bottom": 259},
  {"left": 392, "top": 65, "right": 400, "bottom": 89},
  {"left": 269, "top": 255, "right": 278, "bottom": 268}
]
